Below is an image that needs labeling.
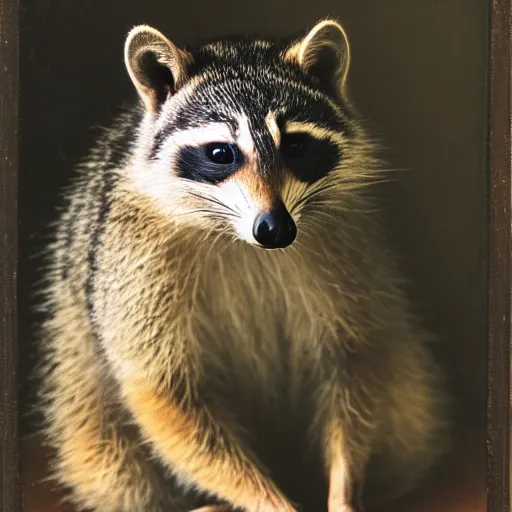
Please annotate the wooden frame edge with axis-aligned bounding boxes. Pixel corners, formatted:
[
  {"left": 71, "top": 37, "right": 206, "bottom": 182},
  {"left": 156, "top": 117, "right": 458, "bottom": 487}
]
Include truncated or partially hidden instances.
[
  {"left": 0, "top": 0, "right": 509, "bottom": 511},
  {"left": 0, "top": 0, "right": 20, "bottom": 511},
  {"left": 487, "top": 0, "right": 512, "bottom": 510}
]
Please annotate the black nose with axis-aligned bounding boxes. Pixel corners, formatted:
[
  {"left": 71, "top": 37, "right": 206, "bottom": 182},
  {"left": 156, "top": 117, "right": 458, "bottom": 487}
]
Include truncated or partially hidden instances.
[{"left": 253, "top": 202, "right": 297, "bottom": 249}]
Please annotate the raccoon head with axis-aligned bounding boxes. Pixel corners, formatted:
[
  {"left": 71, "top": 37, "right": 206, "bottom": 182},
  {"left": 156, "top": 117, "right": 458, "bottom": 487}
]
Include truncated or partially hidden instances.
[{"left": 125, "top": 19, "right": 372, "bottom": 250}]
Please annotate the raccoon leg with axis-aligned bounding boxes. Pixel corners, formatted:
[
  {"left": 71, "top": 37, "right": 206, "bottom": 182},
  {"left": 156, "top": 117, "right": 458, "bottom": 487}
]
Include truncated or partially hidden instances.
[
  {"left": 323, "top": 421, "right": 367, "bottom": 512},
  {"left": 312, "top": 348, "right": 385, "bottom": 512},
  {"left": 327, "top": 457, "right": 354, "bottom": 512},
  {"left": 329, "top": 457, "right": 365, "bottom": 512},
  {"left": 121, "top": 377, "right": 297, "bottom": 512},
  {"left": 41, "top": 329, "right": 187, "bottom": 511},
  {"left": 319, "top": 337, "right": 448, "bottom": 510},
  {"left": 363, "top": 340, "right": 449, "bottom": 504}
]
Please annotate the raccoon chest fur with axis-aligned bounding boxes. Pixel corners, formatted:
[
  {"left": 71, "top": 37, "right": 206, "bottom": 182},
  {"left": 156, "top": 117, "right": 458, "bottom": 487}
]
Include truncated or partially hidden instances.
[
  {"left": 37, "top": 18, "right": 451, "bottom": 512},
  {"left": 190, "top": 242, "right": 340, "bottom": 427}
]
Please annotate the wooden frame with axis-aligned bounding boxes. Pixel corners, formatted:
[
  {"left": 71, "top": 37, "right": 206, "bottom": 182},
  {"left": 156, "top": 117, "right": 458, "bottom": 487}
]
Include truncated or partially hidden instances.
[
  {"left": 487, "top": 0, "right": 512, "bottom": 510},
  {"left": 0, "top": 0, "right": 20, "bottom": 511},
  {"left": 0, "top": 0, "right": 510, "bottom": 511}
]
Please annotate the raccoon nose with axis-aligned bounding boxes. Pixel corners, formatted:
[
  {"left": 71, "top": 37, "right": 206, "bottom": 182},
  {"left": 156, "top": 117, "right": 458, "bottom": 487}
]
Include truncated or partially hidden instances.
[{"left": 253, "top": 202, "right": 297, "bottom": 249}]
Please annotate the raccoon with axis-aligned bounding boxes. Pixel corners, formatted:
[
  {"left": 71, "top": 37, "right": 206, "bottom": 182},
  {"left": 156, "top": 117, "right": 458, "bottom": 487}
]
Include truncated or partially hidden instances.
[{"left": 37, "top": 18, "right": 450, "bottom": 512}]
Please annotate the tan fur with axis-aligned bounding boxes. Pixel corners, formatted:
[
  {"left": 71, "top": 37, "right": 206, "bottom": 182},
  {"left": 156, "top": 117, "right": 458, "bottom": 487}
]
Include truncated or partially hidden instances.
[
  {"left": 192, "top": 507, "right": 230, "bottom": 512},
  {"left": 230, "top": 166, "right": 276, "bottom": 211},
  {"left": 265, "top": 111, "right": 281, "bottom": 147},
  {"left": 326, "top": 427, "right": 353, "bottom": 512},
  {"left": 123, "top": 378, "right": 295, "bottom": 511},
  {"left": 38, "top": 18, "right": 450, "bottom": 512},
  {"left": 38, "top": 216, "right": 183, "bottom": 512}
]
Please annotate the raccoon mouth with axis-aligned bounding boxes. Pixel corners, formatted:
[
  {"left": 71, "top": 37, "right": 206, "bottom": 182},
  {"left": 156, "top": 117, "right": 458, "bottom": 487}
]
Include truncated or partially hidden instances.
[{"left": 252, "top": 204, "right": 297, "bottom": 249}]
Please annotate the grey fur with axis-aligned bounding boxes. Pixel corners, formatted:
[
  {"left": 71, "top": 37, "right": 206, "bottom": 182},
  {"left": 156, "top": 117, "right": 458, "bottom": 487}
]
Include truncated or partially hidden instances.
[{"left": 37, "top": 18, "right": 450, "bottom": 512}]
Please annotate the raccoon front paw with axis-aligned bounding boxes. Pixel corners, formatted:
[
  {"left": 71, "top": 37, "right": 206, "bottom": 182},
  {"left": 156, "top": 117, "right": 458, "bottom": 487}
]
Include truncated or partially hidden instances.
[
  {"left": 191, "top": 487, "right": 296, "bottom": 512},
  {"left": 190, "top": 507, "right": 231, "bottom": 512},
  {"left": 328, "top": 494, "right": 367, "bottom": 512},
  {"left": 192, "top": 501, "right": 296, "bottom": 512},
  {"left": 253, "top": 497, "right": 297, "bottom": 512},
  {"left": 328, "top": 496, "right": 366, "bottom": 512},
  {"left": 329, "top": 503, "right": 364, "bottom": 512},
  {"left": 328, "top": 471, "right": 366, "bottom": 512},
  {"left": 244, "top": 480, "right": 297, "bottom": 512}
]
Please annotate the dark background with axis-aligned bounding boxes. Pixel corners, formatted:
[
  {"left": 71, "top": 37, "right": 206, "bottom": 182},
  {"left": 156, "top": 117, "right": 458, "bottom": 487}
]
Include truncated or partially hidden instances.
[{"left": 19, "top": 0, "right": 489, "bottom": 439}]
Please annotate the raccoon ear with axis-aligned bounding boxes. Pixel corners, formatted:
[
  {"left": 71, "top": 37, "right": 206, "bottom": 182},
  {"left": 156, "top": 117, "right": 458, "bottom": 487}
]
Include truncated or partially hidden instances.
[
  {"left": 124, "top": 25, "right": 193, "bottom": 114},
  {"left": 285, "top": 19, "right": 350, "bottom": 97}
]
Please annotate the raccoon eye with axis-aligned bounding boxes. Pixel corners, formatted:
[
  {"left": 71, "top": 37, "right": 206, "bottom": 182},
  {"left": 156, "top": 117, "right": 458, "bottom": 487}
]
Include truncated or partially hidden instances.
[
  {"left": 280, "top": 133, "right": 311, "bottom": 159},
  {"left": 205, "top": 143, "right": 238, "bottom": 165}
]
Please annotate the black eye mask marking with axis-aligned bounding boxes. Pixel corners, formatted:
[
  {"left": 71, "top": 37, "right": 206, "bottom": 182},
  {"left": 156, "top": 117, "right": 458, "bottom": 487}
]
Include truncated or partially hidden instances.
[
  {"left": 176, "top": 132, "right": 340, "bottom": 185},
  {"left": 177, "top": 143, "right": 244, "bottom": 184},
  {"left": 280, "top": 132, "right": 341, "bottom": 184}
]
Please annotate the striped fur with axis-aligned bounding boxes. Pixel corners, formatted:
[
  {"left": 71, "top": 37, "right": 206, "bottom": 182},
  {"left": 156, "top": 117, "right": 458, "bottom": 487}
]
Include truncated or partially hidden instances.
[{"left": 36, "top": 19, "right": 450, "bottom": 512}]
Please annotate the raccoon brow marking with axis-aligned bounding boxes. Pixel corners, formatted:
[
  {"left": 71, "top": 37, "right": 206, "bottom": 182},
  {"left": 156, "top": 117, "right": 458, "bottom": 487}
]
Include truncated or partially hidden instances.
[
  {"left": 265, "top": 111, "right": 281, "bottom": 147},
  {"left": 151, "top": 119, "right": 238, "bottom": 159},
  {"left": 285, "top": 121, "right": 344, "bottom": 143}
]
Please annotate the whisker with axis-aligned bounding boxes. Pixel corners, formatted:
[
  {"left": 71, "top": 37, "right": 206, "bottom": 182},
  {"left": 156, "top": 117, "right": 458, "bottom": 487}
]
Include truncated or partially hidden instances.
[
  {"left": 237, "top": 185, "right": 251, "bottom": 210},
  {"left": 188, "top": 192, "right": 239, "bottom": 215},
  {"left": 290, "top": 174, "right": 391, "bottom": 214},
  {"left": 292, "top": 182, "right": 362, "bottom": 212},
  {"left": 175, "top": 209, "right": 241, "bottom": 220}
]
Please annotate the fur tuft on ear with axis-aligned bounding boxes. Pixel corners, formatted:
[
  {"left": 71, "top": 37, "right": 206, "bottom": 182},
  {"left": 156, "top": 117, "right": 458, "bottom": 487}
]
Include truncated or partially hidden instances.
[
  {"left": 124, "top": 25, "right": 193, "bottom": 114},
  {"left": 284, "top": 19, "right": 351, "bottom": 98}
]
